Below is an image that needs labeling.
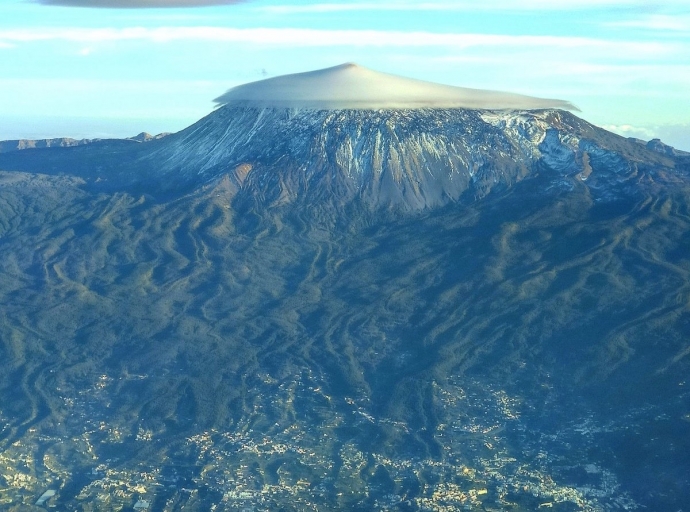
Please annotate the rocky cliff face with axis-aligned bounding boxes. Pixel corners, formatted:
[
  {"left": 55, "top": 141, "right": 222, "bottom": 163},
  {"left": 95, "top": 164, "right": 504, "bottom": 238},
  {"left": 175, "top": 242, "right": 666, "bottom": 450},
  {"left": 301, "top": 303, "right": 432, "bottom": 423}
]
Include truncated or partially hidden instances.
[
  {"left": 139, "top": 106, "right": 679, "bottom": 212},
  {"left": 1, "top": 105, "right": 682, "bottom": 215}
]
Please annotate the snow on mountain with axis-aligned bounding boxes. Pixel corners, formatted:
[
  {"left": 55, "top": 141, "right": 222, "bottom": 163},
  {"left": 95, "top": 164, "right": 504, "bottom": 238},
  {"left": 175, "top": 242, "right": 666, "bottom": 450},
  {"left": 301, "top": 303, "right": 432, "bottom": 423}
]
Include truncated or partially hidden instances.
[
  {"left": 1, "top": 64, "right": 682, "bottom": 214},
  {"left": 142, "top": 105, "right": 675, "bottom": 212}
]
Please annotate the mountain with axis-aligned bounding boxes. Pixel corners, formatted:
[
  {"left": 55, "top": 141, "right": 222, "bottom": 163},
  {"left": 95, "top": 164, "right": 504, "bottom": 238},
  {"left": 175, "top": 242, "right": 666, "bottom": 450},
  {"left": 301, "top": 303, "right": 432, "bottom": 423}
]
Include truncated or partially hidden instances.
[
  {"left": 0, "top": 65, "right": 689, "bottom": 511},
  {"left": 0, "top": 132, "right": 170, "bottom": 155},
  {"left": 0, "top": 136, "right": 97, "bottom": 153},
  {"left": 642, "top": 137, "right": 690, "bottom": 157},
  {"left": 1, "top": 106, "right": 683, "bottom": 211}
]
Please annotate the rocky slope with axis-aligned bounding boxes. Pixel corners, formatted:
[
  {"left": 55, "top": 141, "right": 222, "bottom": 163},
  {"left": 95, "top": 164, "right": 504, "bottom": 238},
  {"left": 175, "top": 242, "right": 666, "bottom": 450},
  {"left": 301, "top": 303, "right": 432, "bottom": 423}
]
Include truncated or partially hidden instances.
[
  {"left": 146, "top": 106, "right": 682, "bottom": 210},
  {"left": 1, "top": 106, "right": 683, "bottom": 214},
  {"left": 0, "top": 68, "right": 689, "bottom": 509}
]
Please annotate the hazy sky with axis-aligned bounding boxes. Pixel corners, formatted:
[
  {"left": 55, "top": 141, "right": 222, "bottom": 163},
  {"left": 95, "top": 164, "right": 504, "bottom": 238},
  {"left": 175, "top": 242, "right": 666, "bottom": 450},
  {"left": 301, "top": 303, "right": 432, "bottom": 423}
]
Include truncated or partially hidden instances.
[{"left": 0, "top": 0, "right": 688, "bottom": 150}]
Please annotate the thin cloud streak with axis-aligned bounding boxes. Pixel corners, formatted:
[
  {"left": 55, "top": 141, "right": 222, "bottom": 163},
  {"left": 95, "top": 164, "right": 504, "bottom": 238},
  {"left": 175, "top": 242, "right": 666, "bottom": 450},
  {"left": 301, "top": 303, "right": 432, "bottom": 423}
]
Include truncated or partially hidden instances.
[
  {"left": 0, "top": 26, "right": 678, "bottom": 57},
  {"left": 433, "top": 58, "right": 690, "bottom": 83},
  {"left": 258, "top": 0, "right": 690, "bottom": 13},
  {"left": 607, "top": 14, "right": 690, "bottom": 31},
  {"left": 602, "top": 123, "right": 656, "bottom": 139},
  {"left": 38, "top": 0, "right": 246, "bottom": 8}
]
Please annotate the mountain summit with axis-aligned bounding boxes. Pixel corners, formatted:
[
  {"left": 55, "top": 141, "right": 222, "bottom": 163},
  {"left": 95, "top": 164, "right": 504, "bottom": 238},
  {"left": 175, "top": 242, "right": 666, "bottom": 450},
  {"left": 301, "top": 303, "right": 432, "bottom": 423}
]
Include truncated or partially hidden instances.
[
  {"left": 0, "top": 64, "right": 684, "bottom": 217},
  {"left": 0, "top": 63, "right": 681, "bottom": 213},
  {"left": 144, "top": 104, "right": 677, "bottom": 212},
  {"left": 214, "top": 62, "right": 578, "bottom": 110},
  {"left": 0, "top": 65, "right": 690, "bottom": 511}
]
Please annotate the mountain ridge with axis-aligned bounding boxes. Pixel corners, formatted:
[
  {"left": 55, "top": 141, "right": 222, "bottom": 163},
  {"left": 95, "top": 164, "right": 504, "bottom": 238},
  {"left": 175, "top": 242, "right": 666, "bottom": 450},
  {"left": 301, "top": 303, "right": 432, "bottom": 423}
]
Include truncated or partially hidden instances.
[
  {"left": 1, "top": 71, "right": 690, "bottom": 509},
  {"left": 0, "top": 132, "right": 170, "bottom": 155},
  {"left": 1, "top": 106, "right": 684, "bottom": 214}
]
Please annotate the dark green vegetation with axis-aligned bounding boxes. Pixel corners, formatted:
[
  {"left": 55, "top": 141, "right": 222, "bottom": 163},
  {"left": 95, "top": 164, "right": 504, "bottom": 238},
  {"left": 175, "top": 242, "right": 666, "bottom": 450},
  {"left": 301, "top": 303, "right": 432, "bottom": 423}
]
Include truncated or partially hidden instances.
[{"left": 0, "top": 110, "right": 689, "bottom": 510}]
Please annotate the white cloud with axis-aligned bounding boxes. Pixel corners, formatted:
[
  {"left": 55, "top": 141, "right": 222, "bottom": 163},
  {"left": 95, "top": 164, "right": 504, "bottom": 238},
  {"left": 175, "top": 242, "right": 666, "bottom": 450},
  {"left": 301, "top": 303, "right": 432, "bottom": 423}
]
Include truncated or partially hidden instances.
[
  {"left": 0, "top": 26, "right": 679, "bottom": 58},
  {"left": 214, "top": 62, "right": 577, "bottom": 110},
  {"left": 39, "top": 0, "right": 246, "bottom": 8},
  {"left": 602, "top": 123, "right": 656, "bottom": 139},
  {"left": 258, "top": 3, "right": 491, "bottom": 14},
  {"left": 602, "top": 122, "right": 690, "bottom": 152},
  {"left": 607, "top": 14, "right": 690, "bottom": 31},
  {"left": 258, "top": 0, "right": 690, "bottom": 13},
  {"left": 523, "top": 62, "right": 690, "bottom": 87}
]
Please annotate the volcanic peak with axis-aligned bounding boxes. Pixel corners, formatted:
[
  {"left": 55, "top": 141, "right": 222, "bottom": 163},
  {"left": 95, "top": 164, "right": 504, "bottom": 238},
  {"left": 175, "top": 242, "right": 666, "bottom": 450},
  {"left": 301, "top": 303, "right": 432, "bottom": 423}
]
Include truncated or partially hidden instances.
[{"left": 214, "top": 63, "right": 578, "bottom": 111}]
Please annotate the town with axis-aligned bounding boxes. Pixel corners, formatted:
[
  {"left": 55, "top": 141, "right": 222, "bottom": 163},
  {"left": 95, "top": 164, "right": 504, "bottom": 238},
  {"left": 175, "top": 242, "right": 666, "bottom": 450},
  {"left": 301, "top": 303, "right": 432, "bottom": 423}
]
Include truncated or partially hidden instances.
[{"left": 0, "top": 368, "right": 642, "bottom": 511}]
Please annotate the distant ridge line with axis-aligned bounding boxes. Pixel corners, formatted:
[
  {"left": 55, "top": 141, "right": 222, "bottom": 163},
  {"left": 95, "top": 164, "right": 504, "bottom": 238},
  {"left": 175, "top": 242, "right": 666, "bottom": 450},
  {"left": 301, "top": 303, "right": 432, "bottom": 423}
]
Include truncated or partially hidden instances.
[{"left": 0, "top": 132, "right": 171, "bottom": 154}]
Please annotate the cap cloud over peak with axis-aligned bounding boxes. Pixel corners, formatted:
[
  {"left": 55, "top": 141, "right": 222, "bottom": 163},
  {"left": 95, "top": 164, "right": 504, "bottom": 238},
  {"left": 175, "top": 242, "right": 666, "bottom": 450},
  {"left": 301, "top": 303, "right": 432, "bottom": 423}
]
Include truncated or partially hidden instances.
[{"left": 215, "top": 63, "right": 578, "bottom": 111}]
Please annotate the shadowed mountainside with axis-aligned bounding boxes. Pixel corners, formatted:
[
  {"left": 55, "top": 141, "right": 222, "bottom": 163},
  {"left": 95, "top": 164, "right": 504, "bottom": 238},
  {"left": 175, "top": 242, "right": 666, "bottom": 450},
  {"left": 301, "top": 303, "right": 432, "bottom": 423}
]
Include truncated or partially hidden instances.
[{"left": 0, "top": 107, "right": 689, "bottom": 510}]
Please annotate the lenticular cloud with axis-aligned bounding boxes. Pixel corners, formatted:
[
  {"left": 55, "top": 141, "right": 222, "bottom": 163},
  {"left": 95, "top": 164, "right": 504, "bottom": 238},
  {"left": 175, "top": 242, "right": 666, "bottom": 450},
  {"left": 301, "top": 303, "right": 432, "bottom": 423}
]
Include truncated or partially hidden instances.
[
  {"left": 215, "top": 63, "right": 579, "bottom": 111},
  {"left": 39, "top": 0, "right": 245, "bottom": 8}
]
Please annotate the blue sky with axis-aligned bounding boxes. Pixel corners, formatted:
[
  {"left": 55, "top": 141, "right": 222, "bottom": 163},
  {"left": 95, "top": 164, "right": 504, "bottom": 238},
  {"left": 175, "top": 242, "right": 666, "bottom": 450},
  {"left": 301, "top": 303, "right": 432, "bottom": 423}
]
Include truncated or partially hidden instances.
[{"left": 1, "top": 0, "right": 688, "bottom": 150}]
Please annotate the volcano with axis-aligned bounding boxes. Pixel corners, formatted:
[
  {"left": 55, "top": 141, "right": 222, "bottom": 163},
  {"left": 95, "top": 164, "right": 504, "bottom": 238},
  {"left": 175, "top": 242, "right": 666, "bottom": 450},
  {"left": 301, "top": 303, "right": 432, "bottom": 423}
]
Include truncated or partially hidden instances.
[
  {"left": 0, "top": 64, "right": 680, "bottom": 211},
  {"left": 0, "top": 65, "right": 689, "bottom": 511}
]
